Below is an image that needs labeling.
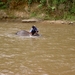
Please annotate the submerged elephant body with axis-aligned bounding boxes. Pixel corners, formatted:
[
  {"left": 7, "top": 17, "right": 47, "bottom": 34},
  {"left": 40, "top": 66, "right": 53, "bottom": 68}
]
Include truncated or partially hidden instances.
[
  {"left": 16, "top": 30, "right": 39, "bottom": 36},
  {"left": 16, "top": 30, "right": 30, "bottom": 36}
]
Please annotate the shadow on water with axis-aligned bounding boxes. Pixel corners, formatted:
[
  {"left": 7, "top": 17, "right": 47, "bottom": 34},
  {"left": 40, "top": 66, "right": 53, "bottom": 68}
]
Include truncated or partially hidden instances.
[{"left": 0, "top": 22, "right": 75, "bottom": 75}]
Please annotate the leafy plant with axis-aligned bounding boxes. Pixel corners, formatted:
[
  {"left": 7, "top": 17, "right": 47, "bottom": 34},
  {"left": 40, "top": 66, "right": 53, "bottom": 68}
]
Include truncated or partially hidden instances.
[
  {"left": 28, "top": 0, "right": 33, "bottom": 5},
  {"left": 30, "top": 12, "right": 37, "bottom": 17},
  {"left": 40, "top": 0, "right": 46, "bottom": 5}
]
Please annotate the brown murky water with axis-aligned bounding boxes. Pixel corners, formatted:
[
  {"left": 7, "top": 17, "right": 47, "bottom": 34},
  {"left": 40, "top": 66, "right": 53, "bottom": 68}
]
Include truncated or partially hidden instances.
[{"left": 0, "top": 21, "right": 75, "bottom": 75}]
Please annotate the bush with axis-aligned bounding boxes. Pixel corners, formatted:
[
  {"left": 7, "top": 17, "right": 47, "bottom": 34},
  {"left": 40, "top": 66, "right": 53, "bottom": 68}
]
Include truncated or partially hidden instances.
[{"left": 0, "top": 1, "right": 7, "bottom": 9}]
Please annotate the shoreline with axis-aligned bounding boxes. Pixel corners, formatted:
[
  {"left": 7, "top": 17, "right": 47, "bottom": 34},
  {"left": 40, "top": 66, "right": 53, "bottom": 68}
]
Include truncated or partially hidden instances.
[
  {"left": 0, "top": 18, "right": 74, "bottom": 25},
  {"left": 42, "top": 20, "right": 75, "bottom": 25}
]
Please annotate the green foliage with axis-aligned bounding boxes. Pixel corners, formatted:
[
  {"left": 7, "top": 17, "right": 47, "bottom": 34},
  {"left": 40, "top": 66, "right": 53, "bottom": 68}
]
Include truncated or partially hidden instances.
[
  {"left": 30, "top": 12, "right": 37, "bottom": 17},
  {"left": 44, "top": 15, "right": 51, "bottom": 20},
  {"left": 51, "top": 6, "right": 56, "bottom": 10},
  {"left": 0, "top": 2, "right": 4, "bottom": 5},
  {"left": 40, "top": 0, "right": 46, "bottom": 5},
  {"left": 53, "top": 0, "right": 58, "bottom": 5},
  {"left": 60, "top": 0, "right": 67, "bottom": 3},
  {"left": 0, "top": 1, "right": 7, "bottom": 9},
  {"left": 38, "top": 0, "right": 46, "bottom": 8},
  {"left": 71, "top": 3, "right": 75, "bottom": 14},
  {"left": 38, "top": 4, "right": 43, "bottom": 8},
  {"left": 28, "top": 0, "right": 33, "bottom": 5}
]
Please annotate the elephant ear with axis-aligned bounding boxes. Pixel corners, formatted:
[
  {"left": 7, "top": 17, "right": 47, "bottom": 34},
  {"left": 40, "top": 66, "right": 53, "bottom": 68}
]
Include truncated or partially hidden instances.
[{"left": 16, "top": 30, "right": 30, "bottom": 36}]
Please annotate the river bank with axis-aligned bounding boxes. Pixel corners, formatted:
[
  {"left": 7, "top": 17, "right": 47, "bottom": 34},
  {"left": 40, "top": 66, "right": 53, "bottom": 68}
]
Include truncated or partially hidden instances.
[
  {"left": 0, "top": 18, "right": 75, "bottom": 25},
  {"left": 0, "top": 10, "right": 75, "bottom": 25},
  {"left": 0, "top": 17, "right": 75, "bottom": 25},
  {"left": 42, "top": 20, "right": 75, "bottom": 25}
]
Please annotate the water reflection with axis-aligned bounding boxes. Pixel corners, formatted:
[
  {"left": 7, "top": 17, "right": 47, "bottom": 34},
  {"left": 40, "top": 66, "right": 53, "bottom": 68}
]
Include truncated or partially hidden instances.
[{"left": 0, "top": 22, "right": 75, "bottom": 75}]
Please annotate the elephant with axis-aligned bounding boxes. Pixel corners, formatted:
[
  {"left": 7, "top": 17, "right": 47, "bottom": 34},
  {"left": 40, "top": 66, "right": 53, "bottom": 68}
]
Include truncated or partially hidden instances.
[{"left": 16, "top": 30, "right": 39, "bottom": 36}]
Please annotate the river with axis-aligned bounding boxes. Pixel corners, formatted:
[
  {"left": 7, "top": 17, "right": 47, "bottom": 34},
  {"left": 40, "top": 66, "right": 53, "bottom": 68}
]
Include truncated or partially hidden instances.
[{"left": 0, "top": 21, "right": 75, "bottom": 75}]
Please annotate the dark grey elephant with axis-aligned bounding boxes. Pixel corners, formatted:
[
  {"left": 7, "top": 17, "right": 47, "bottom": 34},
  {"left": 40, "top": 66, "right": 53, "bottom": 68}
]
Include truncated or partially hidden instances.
[{"left": 16, "top": 30, "right": 39, "bottom": 36}]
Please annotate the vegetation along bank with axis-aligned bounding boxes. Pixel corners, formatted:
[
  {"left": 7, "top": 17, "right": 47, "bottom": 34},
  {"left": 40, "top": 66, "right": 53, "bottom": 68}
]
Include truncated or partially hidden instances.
[{"left": 0, "top": 0, "right": 75, "bottom": 21}]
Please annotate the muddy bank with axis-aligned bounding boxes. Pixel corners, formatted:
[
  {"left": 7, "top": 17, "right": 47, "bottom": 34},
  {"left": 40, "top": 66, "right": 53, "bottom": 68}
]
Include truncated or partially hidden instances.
[
  {"left": 42, "top": 20, "right": 75, "bottom": 25},
  {"left": 0, "top": 9, "right": 30, "bottom": 22},
  {"left": 0, "top": 18, "right": 75, "bottom": 25}
]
